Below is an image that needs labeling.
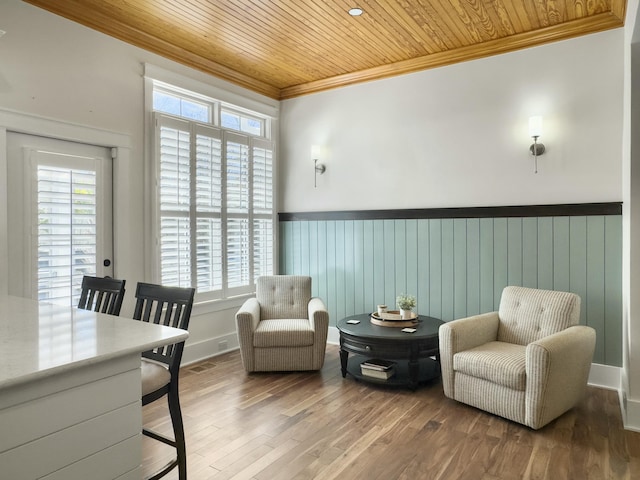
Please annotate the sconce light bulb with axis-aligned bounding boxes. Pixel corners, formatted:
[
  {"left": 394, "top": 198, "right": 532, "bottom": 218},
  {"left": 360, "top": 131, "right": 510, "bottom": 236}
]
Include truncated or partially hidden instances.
[{"left": 529, "top": 116, "right": 543, "bottom": 138}]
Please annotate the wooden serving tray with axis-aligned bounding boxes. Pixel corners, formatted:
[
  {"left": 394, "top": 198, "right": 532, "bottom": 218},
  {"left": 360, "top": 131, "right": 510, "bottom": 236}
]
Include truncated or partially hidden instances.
[{"left": 370, "top": 311, "right": 418, "bottom": 328}]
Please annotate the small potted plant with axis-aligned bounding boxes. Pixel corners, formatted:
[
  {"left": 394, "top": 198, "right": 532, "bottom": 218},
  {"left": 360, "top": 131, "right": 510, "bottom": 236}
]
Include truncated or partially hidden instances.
[{"left": 396, "top": 293, "right": 416, "bottom": 319}]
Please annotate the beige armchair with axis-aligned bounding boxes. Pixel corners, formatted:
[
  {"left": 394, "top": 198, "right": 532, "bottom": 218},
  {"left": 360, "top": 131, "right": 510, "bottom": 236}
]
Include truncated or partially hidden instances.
[
  {"left": 439, "top": 286, "right": 596, "bottom": 430},
  {"left": 235, "top": 275, "right": 329, "bottom": 372}
]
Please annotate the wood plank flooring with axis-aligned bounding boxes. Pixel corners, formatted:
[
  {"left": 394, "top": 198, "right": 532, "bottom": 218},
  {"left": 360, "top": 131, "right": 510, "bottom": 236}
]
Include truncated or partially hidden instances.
[{"left": 142, "top": 345, "right": 640, "bottom": 479}]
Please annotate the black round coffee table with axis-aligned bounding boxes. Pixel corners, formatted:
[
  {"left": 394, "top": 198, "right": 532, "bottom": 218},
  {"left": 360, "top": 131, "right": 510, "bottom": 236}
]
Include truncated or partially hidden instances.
[{"left": 337, "top": 313, "right": 444, "bottom": 390}]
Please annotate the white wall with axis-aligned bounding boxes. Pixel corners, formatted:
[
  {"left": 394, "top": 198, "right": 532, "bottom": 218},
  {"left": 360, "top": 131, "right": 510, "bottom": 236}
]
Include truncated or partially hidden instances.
[
  {"left": 280, "top": 30, "right": 623, "bottom": 212},
  {"left": 0, "top": 0, "right": 277, "bottom": 364}
]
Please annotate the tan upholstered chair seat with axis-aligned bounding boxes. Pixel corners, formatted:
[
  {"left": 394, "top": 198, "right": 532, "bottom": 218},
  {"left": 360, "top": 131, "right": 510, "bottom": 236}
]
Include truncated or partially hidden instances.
[
  {"left": 253, "top": 319, "right": 315, "bottom": 348},
  {"left": 453, "top": 342, "right": 526, "bottom": 391},
  {"left": 141, "top": 358, "right": 171, "bottom": 397}
]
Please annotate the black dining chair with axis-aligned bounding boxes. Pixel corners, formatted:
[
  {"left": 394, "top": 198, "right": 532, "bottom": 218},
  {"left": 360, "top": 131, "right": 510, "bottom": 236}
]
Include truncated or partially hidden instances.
[
  {"left": 77, "top": 275, "right": 126, "bottom": 316},
  {"left": 134, "top": 282, "right": 195, "bottom": 480}
]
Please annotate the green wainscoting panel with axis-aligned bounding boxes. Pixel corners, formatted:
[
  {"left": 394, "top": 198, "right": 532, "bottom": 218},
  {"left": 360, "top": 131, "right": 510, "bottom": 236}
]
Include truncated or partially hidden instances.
[{"left": 279, "top": 213, "right": 623, "bottom": 366}]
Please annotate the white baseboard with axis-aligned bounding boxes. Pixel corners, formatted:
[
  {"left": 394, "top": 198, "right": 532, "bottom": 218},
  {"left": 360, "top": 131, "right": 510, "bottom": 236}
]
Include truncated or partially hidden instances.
[
  {"left": 624, "top": 397, "right": 640, "bottom": 432},
  {"left": 587, "top": 363, "right": 621, "bottom": 390},
  {"left": 182, "top": 332, "right": 239, "bottom": 366},
  {"left": 328, "top": 325, "right": 340, "bottom": 345}
]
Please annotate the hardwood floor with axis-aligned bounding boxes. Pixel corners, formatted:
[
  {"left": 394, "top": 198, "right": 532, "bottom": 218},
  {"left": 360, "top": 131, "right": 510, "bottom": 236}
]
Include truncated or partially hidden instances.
[{"left": 142, "top": 345, "right": 640, "bottom": 479}]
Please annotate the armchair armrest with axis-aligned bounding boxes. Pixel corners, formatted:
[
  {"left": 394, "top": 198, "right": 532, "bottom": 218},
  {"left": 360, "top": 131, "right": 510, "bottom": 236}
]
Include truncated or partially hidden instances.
[
  {"left": 235, "top": 297, "right": 260, "bottom": 372},
  {"left": 439, "top": 312, "right": 500, "bottom": 354},
  {"left": 236, "top": 297, "right": 260, "bottom": 330},
  {"left": 438, "top": 311, "right": 500, "bottom": 398},
  {"left": 308, "top": 297, "right": 329, "bottom": 369},
  {"left": 525, "top": 325, "right": 596, "bottom": 429},
  {"left": 308, "top": 297, "right": 328, "bottom": 329}
]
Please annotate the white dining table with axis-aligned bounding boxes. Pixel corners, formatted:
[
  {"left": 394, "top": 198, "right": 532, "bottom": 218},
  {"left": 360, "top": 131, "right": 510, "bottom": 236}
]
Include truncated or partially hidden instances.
[{"left": 0, "top": 294, "right": 188, "bottom": 480}]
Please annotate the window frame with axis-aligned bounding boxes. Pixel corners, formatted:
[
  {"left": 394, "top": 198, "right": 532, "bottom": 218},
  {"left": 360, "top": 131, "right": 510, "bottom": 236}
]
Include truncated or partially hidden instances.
[
  {"left": 153, "top": 85, "right": 213, "bottom": 124},
  {"left": 220, "top": 106, "right": 266, "bottom": 137},
  {"left": 148, "top": 76, "right": 276, "bottom": 306}
]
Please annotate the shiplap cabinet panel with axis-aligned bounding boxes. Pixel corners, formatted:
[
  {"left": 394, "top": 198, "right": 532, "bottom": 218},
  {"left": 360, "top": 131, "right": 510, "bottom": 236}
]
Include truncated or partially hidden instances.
[
  {"left": 39, "top": 436, "right": 141, "bottom": 480},
  {"left": 280, "top": 213, "right": 623, "bottom": 366},
  {"left": 0, "top": 402, "right": 140, "bottom": 480},
  {"left": 0, "top": 368, "right": 140, "bottom": 453}
]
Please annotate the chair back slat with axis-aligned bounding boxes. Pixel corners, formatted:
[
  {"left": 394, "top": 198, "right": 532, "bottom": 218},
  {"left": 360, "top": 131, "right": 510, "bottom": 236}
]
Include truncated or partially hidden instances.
[
  {"left": 78, "top": 276, "right": 126, "bottom": 316},
  {"left": 133, "top": 282, "right": 195, "bottom": 370},
  {"left": 104, "top": 294, "right": 118, "bottom": 314}
]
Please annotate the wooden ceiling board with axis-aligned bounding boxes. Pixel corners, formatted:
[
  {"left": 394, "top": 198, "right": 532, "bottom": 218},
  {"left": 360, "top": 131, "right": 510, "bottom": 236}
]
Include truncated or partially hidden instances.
[
  {"left": 279, "top": 11, "right": 622, "bottom": 98},
  {"left": 24, "top": 0, "right": 625, "bottom": 100},
  {"left": 178, "top": 1, "right": 362, "bottom": 84}
]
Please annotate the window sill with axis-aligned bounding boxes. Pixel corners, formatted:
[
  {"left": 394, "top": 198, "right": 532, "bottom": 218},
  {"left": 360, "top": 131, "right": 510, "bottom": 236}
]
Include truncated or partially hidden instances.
[{"left": 191, "top": 293, "right": 255, "bottom": 316}]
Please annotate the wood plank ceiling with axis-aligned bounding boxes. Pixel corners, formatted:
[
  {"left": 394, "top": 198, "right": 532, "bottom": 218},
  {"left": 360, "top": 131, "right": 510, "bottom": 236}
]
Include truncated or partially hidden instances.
[{"left": 25, "top": 0, "right": 626, "bottom": 100}]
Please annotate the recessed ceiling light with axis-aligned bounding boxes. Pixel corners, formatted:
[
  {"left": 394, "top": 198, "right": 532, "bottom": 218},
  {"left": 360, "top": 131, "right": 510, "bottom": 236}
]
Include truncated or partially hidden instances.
[
  {"left": 0, "top": 30, "right": 6, "bottom": 38},
  {"left": 348, "top": 8, "right": 363, "bottom": 16}
]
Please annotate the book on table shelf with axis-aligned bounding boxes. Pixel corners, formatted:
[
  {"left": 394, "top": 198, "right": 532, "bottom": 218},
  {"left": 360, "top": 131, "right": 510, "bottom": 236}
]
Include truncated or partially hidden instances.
[
  {"left": 360, "top": 359, "right": 396, "bottom": 379},
  {"left": 361, "top": 366, "right": 395, "bottom": 380},
  {"left": 361, "top": 359, "right": 396, "bottom": 371}
]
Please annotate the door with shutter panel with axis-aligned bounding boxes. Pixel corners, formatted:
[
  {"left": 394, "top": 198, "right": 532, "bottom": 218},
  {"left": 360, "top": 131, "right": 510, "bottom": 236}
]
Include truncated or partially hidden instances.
[{"left": 7, "top": 133, "right": 114, "bottom": 306}]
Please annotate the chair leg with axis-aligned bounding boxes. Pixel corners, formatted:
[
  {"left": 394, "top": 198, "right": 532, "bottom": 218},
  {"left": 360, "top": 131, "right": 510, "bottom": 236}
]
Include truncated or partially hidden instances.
[{"left": 167, "top": 387, "right": 187, "bottom": 480}]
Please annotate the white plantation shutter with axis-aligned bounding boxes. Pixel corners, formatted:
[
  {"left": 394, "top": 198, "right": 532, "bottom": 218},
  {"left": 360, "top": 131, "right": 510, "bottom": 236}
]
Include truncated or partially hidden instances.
[
  {"left": 226, "top": 133, "right": 251, "bottom": 295},
  {"left": 155, "top": 113, "right": 272, "bottom": 300},
  {"left": 158, "top": 116, "right": 192, "bottom": 287},
  {"left": 252, "top": 140, "right": 273, "bottom": 279},
  {"left": 36, "top": 162, "right": 98, "bottom": 305},
  {"left": 253, "top": 218, "right": 273, "bottom": 279},
  {"left": 195, "top": 127, "right": 223, "bottom": 293}
]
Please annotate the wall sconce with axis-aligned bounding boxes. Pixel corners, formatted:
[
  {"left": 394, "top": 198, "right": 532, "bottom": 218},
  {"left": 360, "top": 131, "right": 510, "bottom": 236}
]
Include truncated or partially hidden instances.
[
  {"left": 528, "top": 116, "right": 546, "bottom": 174},
  {"left": 312, "top": 145, "right": 326, "bottom": 188}
]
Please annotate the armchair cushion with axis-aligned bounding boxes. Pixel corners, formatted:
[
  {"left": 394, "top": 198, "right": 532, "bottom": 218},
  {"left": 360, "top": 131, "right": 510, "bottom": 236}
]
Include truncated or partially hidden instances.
[
  {"left": 254, "top": 319, "right": 315, "bottom": 348},
  {"left": 453, "top": 341, "right": 526, "bottom": 390}
]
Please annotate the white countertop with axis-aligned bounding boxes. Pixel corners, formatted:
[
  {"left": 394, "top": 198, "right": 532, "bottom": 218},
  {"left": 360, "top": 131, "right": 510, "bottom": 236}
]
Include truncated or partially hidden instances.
[{"left": 0, "top": 295, "right": 189, "bottom": 390}]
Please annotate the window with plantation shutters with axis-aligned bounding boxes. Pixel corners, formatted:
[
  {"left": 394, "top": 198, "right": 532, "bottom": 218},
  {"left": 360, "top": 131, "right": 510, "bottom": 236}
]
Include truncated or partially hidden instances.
[{"left": 154, "top": 110, "right": 274, "bottom": 301}]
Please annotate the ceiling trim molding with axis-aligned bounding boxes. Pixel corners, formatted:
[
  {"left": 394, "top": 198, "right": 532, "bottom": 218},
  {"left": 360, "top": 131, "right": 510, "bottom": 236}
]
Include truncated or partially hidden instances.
[
  {"left": 612, "top": 0, "right": 628, "bottom": 21},
  {"left": 279, "top": 13, "right": 624, "bottom": 99}
]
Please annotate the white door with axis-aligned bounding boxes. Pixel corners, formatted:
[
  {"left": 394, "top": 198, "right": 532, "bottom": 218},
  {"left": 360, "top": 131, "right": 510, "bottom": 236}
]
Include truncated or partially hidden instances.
[{"left": 7, "top": 133, "right": 113, "bottom": 306}]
